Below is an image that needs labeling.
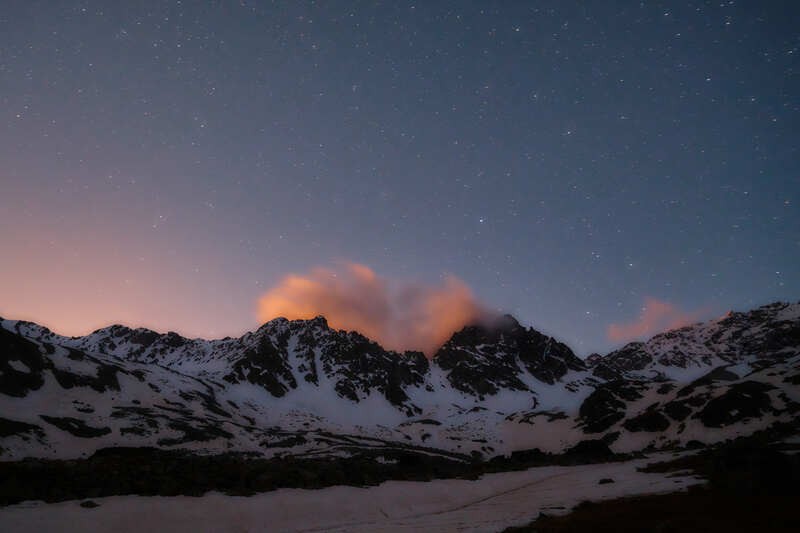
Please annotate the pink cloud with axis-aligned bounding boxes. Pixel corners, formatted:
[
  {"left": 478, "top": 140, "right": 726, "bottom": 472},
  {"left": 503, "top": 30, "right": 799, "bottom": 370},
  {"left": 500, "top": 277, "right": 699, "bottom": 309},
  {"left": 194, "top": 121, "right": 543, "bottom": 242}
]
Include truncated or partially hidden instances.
[
  {"left": 257, "top": 262, "right": 491, "bottom": 355},
  {"left": 607, "top": 297, "right": 704, "bottom": 343}
]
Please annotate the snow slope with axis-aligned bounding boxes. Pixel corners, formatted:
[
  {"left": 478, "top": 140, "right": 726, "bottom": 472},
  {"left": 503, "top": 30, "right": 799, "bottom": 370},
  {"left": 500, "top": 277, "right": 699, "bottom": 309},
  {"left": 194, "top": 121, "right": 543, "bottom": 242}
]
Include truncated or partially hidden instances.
[
  {"left": 0, "top": 302, "right": 798, "bottom": 460},
  {"left": 0, "top": 452, "right": 703, "bottom": 533}
]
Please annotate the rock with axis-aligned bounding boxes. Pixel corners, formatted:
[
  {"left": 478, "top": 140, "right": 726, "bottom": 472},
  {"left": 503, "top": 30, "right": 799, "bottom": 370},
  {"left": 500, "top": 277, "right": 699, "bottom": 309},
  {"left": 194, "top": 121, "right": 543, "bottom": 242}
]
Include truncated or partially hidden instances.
[
  {"left": 697, "top": 381, "right": 776, "bottom": 428},
  {"left": 623, "top": 406, "right": 671, "bottom": 432},
  {"left": 39, "top": 416, "right": 111, "bottom": 438},
  {"left": 579, "top": 381, "right": 644, "bottom": 433}
]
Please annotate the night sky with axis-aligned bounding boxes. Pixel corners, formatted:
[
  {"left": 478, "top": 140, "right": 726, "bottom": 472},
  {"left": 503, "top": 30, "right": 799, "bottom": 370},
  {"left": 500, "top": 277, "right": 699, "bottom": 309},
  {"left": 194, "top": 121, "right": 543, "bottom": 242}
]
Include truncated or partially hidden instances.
[{"left": 1, "top": 1, "right": 798, "bottom": 355}]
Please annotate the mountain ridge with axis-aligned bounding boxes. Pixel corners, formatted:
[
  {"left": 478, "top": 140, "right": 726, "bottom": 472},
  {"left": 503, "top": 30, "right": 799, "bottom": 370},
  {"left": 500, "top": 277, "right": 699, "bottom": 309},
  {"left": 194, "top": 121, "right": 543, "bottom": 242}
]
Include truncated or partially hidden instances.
[{"left": 0, "top": 301, "right": 798, "bottom": 462}]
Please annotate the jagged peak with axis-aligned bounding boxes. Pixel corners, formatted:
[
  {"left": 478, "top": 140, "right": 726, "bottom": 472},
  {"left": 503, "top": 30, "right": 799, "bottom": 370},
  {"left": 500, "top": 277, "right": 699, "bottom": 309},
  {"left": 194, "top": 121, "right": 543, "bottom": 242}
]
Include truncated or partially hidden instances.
[
  {"left": 492, "top": 313, "right": 523, "bottom": 330},
  {"left": 594, "top": 300, "right": 800, "bottom": 379},
  {"left": 5, "top": 300, "right": 796, "bottom": 364},
  {"left": 7, "top": 319, "right": 56, "bottom": 339},
  {"left": 438, "top": 313, "right": 559, "bottom": 351},
  {"left": 87, "top": 324, "right": 134, "bottom": 338},
  {"left": 257, "top": 315, "right": 330, "bottom": 331},
  {"left": 584, "top": 353, "right": 603, "bottom": 366},
  {"left": 440, "top": 314, "right": 519, "bottom": 341},
  {"left": 305, "top": 315, "right": 330, "bottom": 328},
  {"left": 255, "top": 316, "right": 289, "bottom": 332}
]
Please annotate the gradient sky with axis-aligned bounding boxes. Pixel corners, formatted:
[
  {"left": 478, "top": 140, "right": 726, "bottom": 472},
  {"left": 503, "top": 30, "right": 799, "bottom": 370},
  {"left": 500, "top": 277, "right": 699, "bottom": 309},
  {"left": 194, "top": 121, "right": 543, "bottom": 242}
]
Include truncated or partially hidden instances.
[{"left": 1, "top": 1, "right": 798, "bottom": 355}]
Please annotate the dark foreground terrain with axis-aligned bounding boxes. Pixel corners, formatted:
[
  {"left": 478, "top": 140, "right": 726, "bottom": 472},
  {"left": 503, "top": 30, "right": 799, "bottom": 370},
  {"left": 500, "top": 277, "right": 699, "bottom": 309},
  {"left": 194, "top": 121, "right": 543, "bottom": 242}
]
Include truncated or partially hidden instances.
[
  {"left": 2, "top": 423, "right": 799, "bottom": 513},
  {"left": 506, "top": 436, "right": 800, "bottom": 533},
  {"left": 507, "top": 487, "right": 798, "bottom": 532},
  {"left": 0, "top": 437, "right": 629, "bottom": 506}
]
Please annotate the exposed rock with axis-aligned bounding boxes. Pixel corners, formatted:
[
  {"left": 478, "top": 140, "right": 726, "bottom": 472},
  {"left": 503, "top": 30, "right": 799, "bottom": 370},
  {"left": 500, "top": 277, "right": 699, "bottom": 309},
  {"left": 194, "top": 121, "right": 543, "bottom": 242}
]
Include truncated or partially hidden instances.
[
  {"left": 434, "top": 315, "right": 583, "bottom": 398},
  {"left": 590, "top": 342, "right": 652, "bottom": 379},
  {"left": 623, "top": 405, "right": 671, "bottom": 432},
  {"left": 697, "top": 381, "right": 776, "bottom": 428},
  {"left": 579, "top": 381, "right": 644, "bottom": 433},
  {"left": 39, "top": 416, "right": 112, "bottom": 438},
  {"left": 0, "top": 301, "right": 797, "bottom": 462},
  {"left": 0, "top": 417, "right": 45, "bottom": 439},
  {"left": 223, "top": 334, "right": 296, "bottom": 397},
  {"left": 0, "top": 328, "right": 47, "bottom": 397}
]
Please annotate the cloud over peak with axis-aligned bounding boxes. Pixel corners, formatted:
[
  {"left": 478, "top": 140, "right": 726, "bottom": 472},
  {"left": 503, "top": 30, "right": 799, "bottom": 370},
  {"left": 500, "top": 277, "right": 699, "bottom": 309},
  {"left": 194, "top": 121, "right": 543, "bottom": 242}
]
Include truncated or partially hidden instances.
[
  {"left": 257, "top": 262, "right": 490, "bottom": 355},
  {"left": 607, "top": 297, "right": 704, "bottom": 343}
]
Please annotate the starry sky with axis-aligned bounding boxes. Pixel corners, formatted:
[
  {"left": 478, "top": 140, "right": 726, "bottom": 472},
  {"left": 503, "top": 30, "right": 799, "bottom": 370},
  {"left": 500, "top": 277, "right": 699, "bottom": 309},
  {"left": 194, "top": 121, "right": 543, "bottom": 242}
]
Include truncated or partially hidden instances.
[{"left": 1, "top": 1, "right": 798, "bottom": 355}]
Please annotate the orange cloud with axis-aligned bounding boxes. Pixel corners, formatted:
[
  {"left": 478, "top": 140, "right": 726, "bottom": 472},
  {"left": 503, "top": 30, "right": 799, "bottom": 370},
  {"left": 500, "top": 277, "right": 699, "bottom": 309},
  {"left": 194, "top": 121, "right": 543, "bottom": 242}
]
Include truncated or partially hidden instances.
[
  {"left": 607, "top": 297, "right": 703, "bottom": 343},
  {"left": 257, "top": 262, "right": 489, "bottom": 355}
]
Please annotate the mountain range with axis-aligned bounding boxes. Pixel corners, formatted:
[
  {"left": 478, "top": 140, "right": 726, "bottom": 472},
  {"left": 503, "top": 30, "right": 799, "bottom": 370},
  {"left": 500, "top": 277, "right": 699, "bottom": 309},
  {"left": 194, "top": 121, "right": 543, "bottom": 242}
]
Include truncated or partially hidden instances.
[{"left": 1, "top": 301, "right": 798, "bottom": 461}]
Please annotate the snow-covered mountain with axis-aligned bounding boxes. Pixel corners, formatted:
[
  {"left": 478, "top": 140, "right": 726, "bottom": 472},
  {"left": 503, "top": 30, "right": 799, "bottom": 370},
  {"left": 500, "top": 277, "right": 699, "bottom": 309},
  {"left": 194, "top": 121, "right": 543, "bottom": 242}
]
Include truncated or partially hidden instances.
[
  {"left": 590, "top": 301, "right": 800, "bottom": 381},
  {"left": 1, "top": 302, "right": 798, "bottom": 461}
]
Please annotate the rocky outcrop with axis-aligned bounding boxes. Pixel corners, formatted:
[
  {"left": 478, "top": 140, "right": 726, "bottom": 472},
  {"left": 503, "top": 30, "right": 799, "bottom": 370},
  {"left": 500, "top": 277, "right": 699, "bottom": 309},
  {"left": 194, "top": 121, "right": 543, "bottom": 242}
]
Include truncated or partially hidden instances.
[{"left": 433, "top": 315, "right": 585, "bottom": 398}]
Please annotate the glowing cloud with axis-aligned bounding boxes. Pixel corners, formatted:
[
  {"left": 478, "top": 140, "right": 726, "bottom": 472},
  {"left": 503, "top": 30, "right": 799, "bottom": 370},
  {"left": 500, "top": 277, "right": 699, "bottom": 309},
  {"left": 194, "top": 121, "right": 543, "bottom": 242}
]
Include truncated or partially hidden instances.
[
  {"left": 257, "top": 262, "right": 489, "bottom": 355},
  {"left": 607, "top": 297, "right": 704, "bottom": 343}
]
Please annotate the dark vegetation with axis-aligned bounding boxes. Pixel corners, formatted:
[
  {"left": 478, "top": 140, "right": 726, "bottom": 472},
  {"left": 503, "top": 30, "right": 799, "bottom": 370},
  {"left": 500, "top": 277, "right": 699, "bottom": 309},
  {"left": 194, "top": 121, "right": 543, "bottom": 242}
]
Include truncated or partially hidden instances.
[
  {"left": 0, "top": 438, "right": 629, "bottom": 506},
  {"left": 4, "top": 422, "right": 798, "bottom": 508}
]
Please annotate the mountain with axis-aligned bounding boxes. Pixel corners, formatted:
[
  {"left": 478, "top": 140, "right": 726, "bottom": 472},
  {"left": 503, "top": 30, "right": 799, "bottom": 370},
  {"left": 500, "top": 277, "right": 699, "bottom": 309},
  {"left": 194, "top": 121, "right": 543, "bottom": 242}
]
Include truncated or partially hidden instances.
[
  {"left": 590, "top": 302, "right": 800, "bottom": 381},
  {"left": 0, "top": 302, "right": 798, "bottom": 462}
]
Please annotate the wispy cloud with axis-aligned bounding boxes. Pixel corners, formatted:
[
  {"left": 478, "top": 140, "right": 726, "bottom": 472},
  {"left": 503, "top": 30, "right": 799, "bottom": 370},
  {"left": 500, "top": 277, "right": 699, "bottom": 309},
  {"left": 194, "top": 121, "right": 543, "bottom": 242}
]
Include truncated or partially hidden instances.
[{"left": 607, "top": 297, "right": 704, "bottom": 343}]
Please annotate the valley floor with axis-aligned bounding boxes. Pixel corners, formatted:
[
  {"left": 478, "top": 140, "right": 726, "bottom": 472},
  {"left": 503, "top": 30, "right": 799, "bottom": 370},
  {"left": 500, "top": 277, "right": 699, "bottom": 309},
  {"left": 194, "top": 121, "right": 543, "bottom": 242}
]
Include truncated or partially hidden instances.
[{"left": 0, "top": 452, "right": 701, "bottom": 533}]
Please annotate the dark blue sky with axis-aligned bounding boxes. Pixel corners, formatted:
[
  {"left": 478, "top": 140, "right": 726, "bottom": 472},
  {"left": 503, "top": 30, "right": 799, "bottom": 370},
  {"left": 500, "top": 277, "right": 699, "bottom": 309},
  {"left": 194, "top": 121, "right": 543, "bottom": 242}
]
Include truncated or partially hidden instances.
[{"left": 1, "top": 1, "right": 797, "bottom": 354}]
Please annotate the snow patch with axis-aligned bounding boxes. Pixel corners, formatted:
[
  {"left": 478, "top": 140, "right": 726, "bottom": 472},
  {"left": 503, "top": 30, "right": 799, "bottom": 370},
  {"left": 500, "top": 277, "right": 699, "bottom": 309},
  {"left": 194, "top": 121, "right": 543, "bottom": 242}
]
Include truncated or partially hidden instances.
[{"left": 0, "top": 453, "right": 703, "bottom": 533}]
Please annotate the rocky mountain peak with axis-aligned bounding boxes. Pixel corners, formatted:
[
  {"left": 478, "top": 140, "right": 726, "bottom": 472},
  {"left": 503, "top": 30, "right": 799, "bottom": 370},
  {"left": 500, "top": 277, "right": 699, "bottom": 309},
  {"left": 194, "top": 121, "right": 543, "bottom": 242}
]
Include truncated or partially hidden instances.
[
  {"left": 432, "top": 317, "right": 586, "bottom": 398},
  {"left": 0, "top": 301, "right": 798, "bottom": 463},
  {"left": 592, "top": 301, "right": 800, "bottom": 380}
]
